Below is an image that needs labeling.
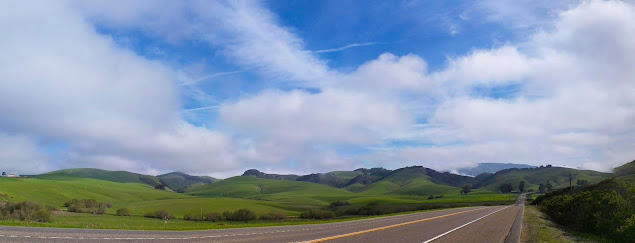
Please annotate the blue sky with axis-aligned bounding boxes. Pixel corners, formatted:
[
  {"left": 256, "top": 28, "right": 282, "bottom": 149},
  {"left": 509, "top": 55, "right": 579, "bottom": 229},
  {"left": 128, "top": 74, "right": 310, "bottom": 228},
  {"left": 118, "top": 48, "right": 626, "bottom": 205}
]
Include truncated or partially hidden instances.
[{"left": 1, "top": 0, "right": 634, "bottom": 177}]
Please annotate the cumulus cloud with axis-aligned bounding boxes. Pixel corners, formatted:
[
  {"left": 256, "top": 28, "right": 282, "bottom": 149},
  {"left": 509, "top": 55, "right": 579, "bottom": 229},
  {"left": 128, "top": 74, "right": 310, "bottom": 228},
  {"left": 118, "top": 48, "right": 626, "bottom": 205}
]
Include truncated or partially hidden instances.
[
  {"left": 0, "top": 1, "right": 240, "bottom": 175},
  {"left": 1, "top": 0, "right": 633, "bottom": 176},
  {"left": 0, "top": 134, "right": 52, "bottom": 174},
  {"left": 383, "top": 0, "right": 635, "bottom": 172}
]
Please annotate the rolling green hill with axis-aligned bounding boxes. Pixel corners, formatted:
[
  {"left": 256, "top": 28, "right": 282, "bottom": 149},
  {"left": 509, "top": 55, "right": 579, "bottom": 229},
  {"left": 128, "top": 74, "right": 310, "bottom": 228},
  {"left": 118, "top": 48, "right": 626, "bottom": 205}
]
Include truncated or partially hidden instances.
[
  {"left": 614, "top": 159, "right": 635, "bottom": 182},
  {"left": 296, "top": 171, "right": 362, "bottom": 188},
  {"left": 186, "top": 176, "right": 356, "bottom": 207},
  {"left": 350, "top": 167, "right": 462, "bottom": 196},
  {"left": 474, "top": 166, "right": 611, "bottom": 191},
  {"left": 36, "top": 168, "right": 162, "bottom": 187},
  {"left": 157, "top": 172, "right": 218, "bottom": 192},
  {"left": 0, "top": 176, "right": 187, "bottom": 208}
]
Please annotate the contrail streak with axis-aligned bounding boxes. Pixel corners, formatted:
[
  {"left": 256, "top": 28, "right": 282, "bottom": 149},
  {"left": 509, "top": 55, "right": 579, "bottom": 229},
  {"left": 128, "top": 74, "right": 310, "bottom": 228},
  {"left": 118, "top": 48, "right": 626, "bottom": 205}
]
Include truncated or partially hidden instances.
[{"left": 312, "top": 42, "right": 378, "bottom": 53}]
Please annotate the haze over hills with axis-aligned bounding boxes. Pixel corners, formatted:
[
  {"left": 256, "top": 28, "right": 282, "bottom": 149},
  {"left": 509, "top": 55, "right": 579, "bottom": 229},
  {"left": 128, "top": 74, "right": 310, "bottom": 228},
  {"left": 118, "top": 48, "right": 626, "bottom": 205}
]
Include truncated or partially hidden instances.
[{"left": 456, "top": 163, "right": 536, "bottom": 176}]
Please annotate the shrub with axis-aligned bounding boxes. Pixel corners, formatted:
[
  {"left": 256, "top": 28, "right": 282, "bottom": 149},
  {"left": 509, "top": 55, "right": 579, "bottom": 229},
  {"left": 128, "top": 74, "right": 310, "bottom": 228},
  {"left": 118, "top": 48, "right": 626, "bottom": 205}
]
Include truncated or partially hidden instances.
[
  {"left": 232, "top": 209, "right": 257, "bottom": 223},
  {"left": 204, "top": 212, "right": 221, "bottom": 222},
  {"left": 328, "top": 201, "right": 351, "bottom": 208},
  {"left": 260, "top": 211, "right": 286, "bottom": 220},
  {"left": 0, "top": 201, "right": 51, "bottom": 222},
  {"left": 144, "top": 210, "right": 173, "bottom": 219},
  {"left": 116, "top": 208, "right": 131, "bottom": 216},
  {"left": 222, "top": 211, "right": 233, "bottom": 220},
  {"left": 535, "top": 178, "right": 635, "bottom": 242},
  {"left": 184, "top": 214, "right": 203, "bottom": 221},
  {"left": 65, "top": 199, "right": 111, "bottom": 214},
  {"left": 300, "top": 209, "right": 335, "bottom": 219}
]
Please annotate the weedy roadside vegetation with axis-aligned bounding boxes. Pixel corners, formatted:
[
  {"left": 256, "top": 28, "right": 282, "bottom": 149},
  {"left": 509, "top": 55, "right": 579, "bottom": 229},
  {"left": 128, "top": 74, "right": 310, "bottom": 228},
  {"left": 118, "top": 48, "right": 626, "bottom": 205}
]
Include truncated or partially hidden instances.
[{"left": 532, "top": 178, "right": 635, "bottom": 242}]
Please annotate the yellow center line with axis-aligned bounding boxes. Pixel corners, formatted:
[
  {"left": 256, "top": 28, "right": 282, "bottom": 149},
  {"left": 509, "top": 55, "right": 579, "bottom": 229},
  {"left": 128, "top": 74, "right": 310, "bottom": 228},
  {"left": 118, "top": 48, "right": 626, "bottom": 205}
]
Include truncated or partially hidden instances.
[{"left": 300, "top": 207, "right": 491, "bottom": 243}]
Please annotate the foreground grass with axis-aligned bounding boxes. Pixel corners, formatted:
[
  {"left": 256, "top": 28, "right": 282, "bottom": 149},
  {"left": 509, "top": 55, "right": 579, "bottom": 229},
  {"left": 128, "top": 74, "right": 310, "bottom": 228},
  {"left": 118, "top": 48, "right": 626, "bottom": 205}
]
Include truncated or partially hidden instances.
[
  {"left": 0, "top": 207, "right": 456, "bottom": 231},
  {"left": 521, "top": 206, "right": 594, "bottom": 243}
]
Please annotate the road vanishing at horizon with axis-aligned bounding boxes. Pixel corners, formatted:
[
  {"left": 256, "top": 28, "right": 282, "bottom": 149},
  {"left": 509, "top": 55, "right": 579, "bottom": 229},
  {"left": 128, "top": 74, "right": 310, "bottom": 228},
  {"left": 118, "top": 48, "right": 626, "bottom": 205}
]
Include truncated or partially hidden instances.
[{"left": 0, "top": 195, "right": 525, "bottom": 243}]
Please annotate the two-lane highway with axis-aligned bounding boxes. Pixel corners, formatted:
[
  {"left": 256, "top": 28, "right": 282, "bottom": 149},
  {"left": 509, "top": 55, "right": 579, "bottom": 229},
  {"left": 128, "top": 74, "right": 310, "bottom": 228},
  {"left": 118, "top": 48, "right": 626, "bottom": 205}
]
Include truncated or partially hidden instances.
[{"left": 0, "top": 197, "right": 525, "bottom": 243}]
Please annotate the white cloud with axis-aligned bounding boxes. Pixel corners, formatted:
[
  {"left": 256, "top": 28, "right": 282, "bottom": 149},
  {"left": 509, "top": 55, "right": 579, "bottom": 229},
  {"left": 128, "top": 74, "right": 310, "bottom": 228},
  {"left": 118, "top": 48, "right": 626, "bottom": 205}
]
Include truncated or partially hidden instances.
[
  {"left": 220, "top": 89, "right": 411, "bottom": 145},
  {"left": 0, "top": 1, "right": 242, "bottom": 175},
  {"left": 0, "top": 134, "right": 52, "bottom": 174},
  {"left": 380, "top": 0, "right": 635, "bottom": 172},
  {"left": 1, "top": 0, "right": 633, "bottom": 176}
]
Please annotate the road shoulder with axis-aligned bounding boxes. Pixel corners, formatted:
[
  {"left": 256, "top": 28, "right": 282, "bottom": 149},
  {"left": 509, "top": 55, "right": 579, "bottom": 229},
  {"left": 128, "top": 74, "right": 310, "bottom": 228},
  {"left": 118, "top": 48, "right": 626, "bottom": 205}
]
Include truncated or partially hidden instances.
[{"left": 521, "top": 205, "right": 593, "bottom": 243}]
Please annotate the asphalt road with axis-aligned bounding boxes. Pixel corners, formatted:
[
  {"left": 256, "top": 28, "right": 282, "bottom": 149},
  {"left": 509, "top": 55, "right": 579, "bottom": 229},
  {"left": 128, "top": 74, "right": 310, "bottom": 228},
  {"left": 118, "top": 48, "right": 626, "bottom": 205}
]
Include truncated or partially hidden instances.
[{"left": 0, "top": 196, "right": 524, "bottom": 243}]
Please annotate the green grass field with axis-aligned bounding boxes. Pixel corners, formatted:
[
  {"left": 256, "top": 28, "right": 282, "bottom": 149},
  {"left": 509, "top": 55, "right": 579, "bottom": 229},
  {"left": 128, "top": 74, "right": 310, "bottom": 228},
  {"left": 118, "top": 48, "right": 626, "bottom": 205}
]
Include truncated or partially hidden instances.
[
  {"left": 0, "top": 177, "right": 187, "bottom": 208},
  {"left": 0, "top": 169, "right": 526, "bottom": 230}
]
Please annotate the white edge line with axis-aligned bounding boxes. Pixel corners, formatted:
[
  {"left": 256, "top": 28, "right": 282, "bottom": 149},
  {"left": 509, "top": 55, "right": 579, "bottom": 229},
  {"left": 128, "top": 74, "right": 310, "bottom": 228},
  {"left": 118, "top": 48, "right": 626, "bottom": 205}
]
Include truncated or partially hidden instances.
[{"left": 422, "top": 206, "right": 510, "bottom": 243}]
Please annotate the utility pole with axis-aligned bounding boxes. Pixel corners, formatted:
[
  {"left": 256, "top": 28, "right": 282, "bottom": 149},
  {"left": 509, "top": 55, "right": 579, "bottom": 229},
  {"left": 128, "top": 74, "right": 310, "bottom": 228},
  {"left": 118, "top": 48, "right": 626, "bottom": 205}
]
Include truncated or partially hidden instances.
[{"left": 569, "top": 172, "right": 573, "bottom": 192}]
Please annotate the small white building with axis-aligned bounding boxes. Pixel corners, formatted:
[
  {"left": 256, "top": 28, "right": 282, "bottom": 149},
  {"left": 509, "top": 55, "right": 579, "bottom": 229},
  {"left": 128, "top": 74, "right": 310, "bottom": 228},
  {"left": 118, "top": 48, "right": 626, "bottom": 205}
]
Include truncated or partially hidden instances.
[{"left": 7, "top": 172, "right": 19, "bottom": 178}]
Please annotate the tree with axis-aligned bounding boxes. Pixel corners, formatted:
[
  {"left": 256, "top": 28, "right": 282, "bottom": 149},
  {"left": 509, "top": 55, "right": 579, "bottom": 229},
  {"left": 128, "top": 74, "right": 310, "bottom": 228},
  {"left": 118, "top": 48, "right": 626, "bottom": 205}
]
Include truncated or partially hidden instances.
[
  {"left": 577, "top": 179, "right": 588, "bottom": 186},
  {"left": 1, "top": 172, "right": 5, "bottom": 176},
  {"left": 154, "top": 184, "right": 166, "bottom": 190},
  {"left": 539, "top": 183, "right": 546, "bottom": 193},
  {"left": 519, "top": 181, "right": 525, "bottom": 193},
  {"left": 461, "top": 184, "right": 472, "bottom": 194},
  {"left": 500, "top": 183, "right": 514, "bottom": 193},
  {"left": 545, "top": 180, "right": 553, "bottom": 193}
]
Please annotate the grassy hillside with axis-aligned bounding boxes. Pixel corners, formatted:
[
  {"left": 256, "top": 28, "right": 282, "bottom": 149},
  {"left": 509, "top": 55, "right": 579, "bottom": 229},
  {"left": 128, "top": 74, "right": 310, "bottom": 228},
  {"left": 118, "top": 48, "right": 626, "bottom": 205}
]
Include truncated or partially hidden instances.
[
  {"left": 186, "top": 176, "right": 356, "bottom": 207},
  {"left": 474, "top": 166, "right": 611, "bottom": 191},
  {"left": 37, "top": 168, "right": 162, "bottom": 187},
  {"left": 614, "top": 159, "right": 635, "bottom": 182},
  {"left": 157, "top": 172, "right": 218, "bottom": 192},
  {"left": 352, "top": 167, "right": 461, "bottom": 196},
  {"left": 0, "top": 177, "right": 187, "bottom": 208}
]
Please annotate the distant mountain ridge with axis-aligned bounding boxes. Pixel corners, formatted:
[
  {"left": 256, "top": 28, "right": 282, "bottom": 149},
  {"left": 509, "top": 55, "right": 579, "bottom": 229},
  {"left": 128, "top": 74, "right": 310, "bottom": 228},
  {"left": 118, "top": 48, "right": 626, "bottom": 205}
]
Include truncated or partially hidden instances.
[
  {"left": 38, "top": 168, "right": 218, "bottom": 192},
  {"left": 242, "top": 169, "right": 300, "bottom": 181},
  {"left": 33, "top": 161, "right": 628, "bottom": 196},
  {"left": 457, "top": 163, "right": 536, "bottom": 176},
  {"left": 38, "top": 168, "right": 163, "bottom": 186}
]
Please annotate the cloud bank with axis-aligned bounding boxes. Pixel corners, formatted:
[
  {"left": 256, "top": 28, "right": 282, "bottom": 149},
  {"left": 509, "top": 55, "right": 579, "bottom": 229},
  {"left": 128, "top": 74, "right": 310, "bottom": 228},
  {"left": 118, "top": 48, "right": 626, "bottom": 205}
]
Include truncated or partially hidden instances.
[{"left": 0, "top": 0, "right": 633, "bottom": 176}]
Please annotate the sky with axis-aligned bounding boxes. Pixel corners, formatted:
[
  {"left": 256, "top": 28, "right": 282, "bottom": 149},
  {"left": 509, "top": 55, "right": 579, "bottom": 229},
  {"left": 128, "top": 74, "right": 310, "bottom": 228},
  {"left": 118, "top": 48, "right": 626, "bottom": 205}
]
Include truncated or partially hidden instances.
[{"left": 1, "top": 0, "right": 634, "bottom": 177}]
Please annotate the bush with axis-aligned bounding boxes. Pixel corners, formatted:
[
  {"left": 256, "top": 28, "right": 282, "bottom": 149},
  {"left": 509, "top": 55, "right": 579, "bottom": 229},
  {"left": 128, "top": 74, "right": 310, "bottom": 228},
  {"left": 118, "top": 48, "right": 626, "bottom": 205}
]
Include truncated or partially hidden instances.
[
  {"left": 328, "top": 201, "right": 351, "bottom": 208},
  {"left": 300, "top": 209, "right": 335, "bottom": 219},
  {"left": 184, "top": 214, "right": 203, "bottom": 221},
  {"left": 260, "top": 211, "right": 286, "bottom": 220},
  {"left": 116, "top": 208, "right": 131, "bottom": 216},
  {"left": 232, "top": 209, "right": 257, "bottom": 222},
  {"left": 222, "top": 211, "right": 233, "bottom": 220},
  {"left": 144, "top": 210, "right": 173, "bottom": 219},
  {"left": 0, "top": 201, "right": 51, "bottom": 222},
  {"left": 535, "top": 178, "right": 635, "bottom": 241},
  {"left": 204, "top": 212, "right": 221, "bottom": 222},
  {"left": 65, "top": 199, "right": 111, "bottom": 214}
]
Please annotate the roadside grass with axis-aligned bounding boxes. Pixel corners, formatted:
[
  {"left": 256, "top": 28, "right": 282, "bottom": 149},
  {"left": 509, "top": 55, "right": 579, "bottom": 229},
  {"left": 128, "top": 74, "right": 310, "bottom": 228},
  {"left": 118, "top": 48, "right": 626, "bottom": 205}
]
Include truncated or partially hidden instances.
[
  {"left": 0, "top": 207, "right": 461, "bottom": 231},
  {"left": 124, "top": 198, "right": 299, "bottom": 216},
  {"left": 521, "top": 205, "right": 595, "bottom": 243}
]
